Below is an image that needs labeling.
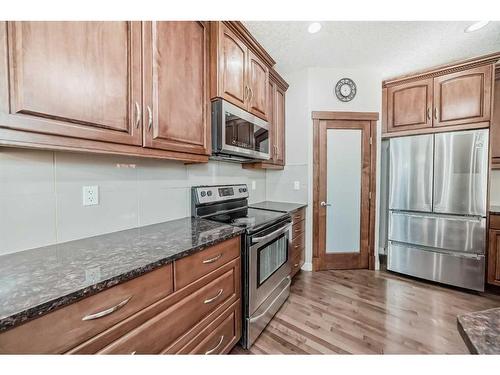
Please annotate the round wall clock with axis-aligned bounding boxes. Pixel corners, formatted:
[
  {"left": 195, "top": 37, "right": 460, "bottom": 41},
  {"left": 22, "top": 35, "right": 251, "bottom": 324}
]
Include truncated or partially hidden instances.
[{"left": 335, "top": 78, "right": 357, "bottom": 102}]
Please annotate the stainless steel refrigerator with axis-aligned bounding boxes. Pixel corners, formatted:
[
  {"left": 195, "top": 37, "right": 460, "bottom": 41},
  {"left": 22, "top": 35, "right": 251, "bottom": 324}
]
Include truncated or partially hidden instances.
[{"left": 387, "top": 129, "right": 488, "bottom": 291}]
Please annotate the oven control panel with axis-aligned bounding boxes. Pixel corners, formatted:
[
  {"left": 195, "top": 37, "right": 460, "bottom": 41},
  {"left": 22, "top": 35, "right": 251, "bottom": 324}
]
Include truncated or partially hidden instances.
[{"left": 192, "top": 184, "right": 249, "bottom": 204}]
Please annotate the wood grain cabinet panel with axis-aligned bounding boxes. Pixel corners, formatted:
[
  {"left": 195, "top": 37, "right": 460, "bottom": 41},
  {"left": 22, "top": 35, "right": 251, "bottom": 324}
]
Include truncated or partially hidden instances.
[
  {"left": 0, "top": 21, "right": 142, "bottom": 145},
  {"left": 219, "top": 25, "right": 247, "bottom": 108},
  {"left": 488, "top": 228, "right": 500, "bottom": 286},
  {"left": 274, "top": 85, "right": 286, "bottom": 165},
  {"left": 491, "top": 75, "right": 500, "bottom": 162},
  {"left": 143, "top": 21, "right": 210, "bottom": 156},
  {"left": 247, "top": 49, "right": 268, "bottom": 120},
  {"left": 433, "top": 65, "right": 492, "bottom": 127},
  {"left": 387, "top": 78, "right": 433, "bottom": 132}
]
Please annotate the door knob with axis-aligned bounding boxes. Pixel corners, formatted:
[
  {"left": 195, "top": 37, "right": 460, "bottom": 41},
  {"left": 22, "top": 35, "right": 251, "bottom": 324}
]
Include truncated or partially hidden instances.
[{"left": 320, "top": 201, "right": 332, "bottom": 207}]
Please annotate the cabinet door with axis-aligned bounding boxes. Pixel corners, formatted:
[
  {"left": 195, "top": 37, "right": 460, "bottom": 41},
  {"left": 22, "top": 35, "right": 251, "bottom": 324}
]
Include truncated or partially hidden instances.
[
  {"left": 0, "top": 21, "right": 142, "bottom": 145},
  {"left": 218, "top": 25, "right": 247, "bottom": 109},
  {"left": 433, "top": 65, "right": 493, "bottom": 127},
  {"left": 491, "top": 77, "right": 500, "bottom": 160},
  {"left": 268, "top": 79, "right": 277, "bottom": 163},
  {"left": 275, "top": 86, "right": 286, "bottom": 166},
  {"left": 247, "top": 49, "right": 268, "bottom": 120},
  {"left": 143, "top": 22, "right": 210, "bottom": 155},
  {"left": 386, "top": 78, "right": 433, "bottom": 132},
  {"left": 488, "top": 229, "right": 500, "bottom": 286}
]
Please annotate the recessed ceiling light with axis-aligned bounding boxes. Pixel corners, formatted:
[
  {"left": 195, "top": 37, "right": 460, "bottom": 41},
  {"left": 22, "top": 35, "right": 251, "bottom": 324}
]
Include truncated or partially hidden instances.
[
  {"left": 465, "top": 21, "right": 489, "bottom": 33},
  {"left": 308, "top": 22, "right": 322, "bottom": 34}
]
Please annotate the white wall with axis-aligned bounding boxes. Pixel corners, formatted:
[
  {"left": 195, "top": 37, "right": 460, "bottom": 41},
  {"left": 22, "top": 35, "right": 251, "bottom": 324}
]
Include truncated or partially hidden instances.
[
  {"left": 0, "top": 148, "right": 266, "bottom": 256},
  {"left": 267, "top": 66, "right": 383, "bottom": 270}
]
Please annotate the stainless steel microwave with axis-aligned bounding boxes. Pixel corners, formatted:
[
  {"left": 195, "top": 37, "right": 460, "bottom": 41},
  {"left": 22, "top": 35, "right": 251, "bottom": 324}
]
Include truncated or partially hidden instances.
[{"left": 211, "top": 99, "right": 270, "bottom": 161}]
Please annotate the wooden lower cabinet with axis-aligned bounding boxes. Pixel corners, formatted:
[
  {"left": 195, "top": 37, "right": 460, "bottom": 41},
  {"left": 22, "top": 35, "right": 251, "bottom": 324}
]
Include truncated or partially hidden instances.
[
  {"left": 488, "top": 215, "right": 500, "bottom": 286},
  {"left": 0, "top": 237, "right": 242, "bottom": 354},
  {"left": 290, "top": 208, "right": 306, "bottom": 278}
]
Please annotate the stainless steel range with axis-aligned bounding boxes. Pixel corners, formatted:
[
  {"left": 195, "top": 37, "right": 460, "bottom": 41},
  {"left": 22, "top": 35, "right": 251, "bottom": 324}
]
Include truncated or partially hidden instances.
[{"left": 191, "top": 184, "right": 292, "bottom": 349}]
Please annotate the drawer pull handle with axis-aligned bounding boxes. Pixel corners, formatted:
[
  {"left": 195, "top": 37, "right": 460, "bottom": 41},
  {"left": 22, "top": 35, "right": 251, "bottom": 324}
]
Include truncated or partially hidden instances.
[
  {"left": 205, "top": 335, "right": 224, "bottom": 355},
  {"left": 294, "top": 263, "right": 299, "bottom": 267},
  {"left": 131, "top": 351, "right": 136, "bottom": 355},
  {"left": 202, "top": 253, "right": 222, "bottom": 264},
  {"left": 82, "top": 296, "right": 132, "bottom": 321},
  {"left": 204, "top": 289, "right": 223, "bottom": 304}
]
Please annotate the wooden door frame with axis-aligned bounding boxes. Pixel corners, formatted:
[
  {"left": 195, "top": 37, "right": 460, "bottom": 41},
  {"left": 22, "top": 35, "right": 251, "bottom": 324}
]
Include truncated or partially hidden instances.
[{"left": 312, "top": 111, "right": 379, "bottom": 271}]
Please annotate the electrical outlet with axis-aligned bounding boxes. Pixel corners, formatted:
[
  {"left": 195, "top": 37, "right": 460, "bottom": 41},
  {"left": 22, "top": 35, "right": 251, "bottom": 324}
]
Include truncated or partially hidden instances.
[
  {"left": 85, "top": 267, "right": 101, "bottom": 284},
  {"left": 82, "top": 185, "right": 99, "bottom": 206},
  {"left": 251, "top": 181, "right": 257, "bottom": 190},
  {"left": 293, "top": 181, "right": 300, "bottom": 190}
]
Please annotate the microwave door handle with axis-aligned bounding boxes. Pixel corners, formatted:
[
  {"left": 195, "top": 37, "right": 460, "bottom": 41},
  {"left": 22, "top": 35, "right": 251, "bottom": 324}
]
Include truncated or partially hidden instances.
[{"left": 252, "top": 223, "right": 292, "bottom": 244}]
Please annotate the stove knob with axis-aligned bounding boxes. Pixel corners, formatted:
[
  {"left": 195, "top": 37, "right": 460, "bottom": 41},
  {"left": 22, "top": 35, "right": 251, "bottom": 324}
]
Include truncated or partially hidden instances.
[
  {"left": 200, "top": 191, "right": 206, "bottom": 197},
  {"left": 238, "top": 188, "right": 243, "bottom": 193},
  {"left": 207, "top": 190, "right": 213, "bottom": 197},
  {"left": 242, "top": 187, "right": 247, "bottom": 192}
]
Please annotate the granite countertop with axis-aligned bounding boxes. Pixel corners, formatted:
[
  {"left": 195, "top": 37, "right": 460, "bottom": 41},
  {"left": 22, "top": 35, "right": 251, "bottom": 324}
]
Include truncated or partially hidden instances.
[
  {"left": 490, "top": 205, "right": 500, "bottom": 214},
  {"left": 457, "top": 307, "right": 500, "bottom": 354},
  {"left": 0, "top": 217, "right": 244, "bottom": 332},
  {"left": 249, "top": 201, "right": 307, "bottom": 213}
]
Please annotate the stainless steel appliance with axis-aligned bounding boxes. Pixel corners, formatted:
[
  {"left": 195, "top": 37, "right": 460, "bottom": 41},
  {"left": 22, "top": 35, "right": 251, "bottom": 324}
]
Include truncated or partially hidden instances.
[
  {"left": 211, "top": 99, "right": 270, "bottom": 161},
  {"left": 191, "top": 184, "right": 291, "bottom": 348},
  {"left": 388, "top": 129, "right": 488, "bottom": 291}
]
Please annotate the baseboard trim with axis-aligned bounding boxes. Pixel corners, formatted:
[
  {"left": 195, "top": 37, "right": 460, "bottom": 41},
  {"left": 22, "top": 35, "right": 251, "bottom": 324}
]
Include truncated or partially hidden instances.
[{"left": 301, "top": 262, "right": 312, "bottom": 271}]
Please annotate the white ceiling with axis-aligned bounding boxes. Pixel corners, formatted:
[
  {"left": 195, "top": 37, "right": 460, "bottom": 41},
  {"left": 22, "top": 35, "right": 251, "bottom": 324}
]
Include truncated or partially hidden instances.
[{"left": 244, "top": 21, "right": 500, "bottom": 79}]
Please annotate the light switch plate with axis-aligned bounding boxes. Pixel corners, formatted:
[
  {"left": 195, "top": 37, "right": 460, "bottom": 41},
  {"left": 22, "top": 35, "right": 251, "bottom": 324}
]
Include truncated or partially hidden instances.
[
  {"left": 293, "top": 181, "right": 300, "bottom": 190},
  {"left": 82, "top": 185, "right": 99, "bottom": 206}
]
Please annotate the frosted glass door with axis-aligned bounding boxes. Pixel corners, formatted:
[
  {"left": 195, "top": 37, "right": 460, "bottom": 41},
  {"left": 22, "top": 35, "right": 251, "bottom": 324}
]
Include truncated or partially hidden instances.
[{"left": 326, "top": 129, "right": 362, "bottom": 253}]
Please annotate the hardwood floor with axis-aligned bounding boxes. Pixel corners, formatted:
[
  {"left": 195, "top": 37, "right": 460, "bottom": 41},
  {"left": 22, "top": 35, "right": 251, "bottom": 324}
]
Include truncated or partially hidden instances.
[{"left": 232, "top": 269, "right": 500, "bottom": 354}]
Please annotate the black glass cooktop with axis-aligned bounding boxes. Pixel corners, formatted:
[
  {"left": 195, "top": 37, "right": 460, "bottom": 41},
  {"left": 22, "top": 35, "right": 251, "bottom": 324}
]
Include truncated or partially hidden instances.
[{"left": 207, "top": 207, "right": 289, "bottom": 234}]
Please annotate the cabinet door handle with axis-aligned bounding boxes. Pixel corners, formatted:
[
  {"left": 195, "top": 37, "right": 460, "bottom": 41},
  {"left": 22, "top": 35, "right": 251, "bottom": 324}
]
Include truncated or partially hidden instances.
[
  {"left": 434, "top": 107, "right": 438, "bottom": 120},
  {"left": 244, "top": 86, "right": 249, "bottom": 101},
  {"left": 134, "top": 102, "right": 141, "bottom": 128},
  {"left": 426, "top": 108, "right": 430, "bottom": 120},
  {"left": 205, "top": 335, "right": 224, "bottom": 355},
  {"left": 82, "top": 296, "right": 132, "bottom": 321},
  {"left": 147, "top": 105, "right": 153, "bottom": 131},
  {"left": 249, "top": 87, "right": 254, "bottom": 102},
  {"left": 202, "top": 253, "right": 222, "bottom": 264},
  {"left": 204, "top": 289, "right": 223, "bottom": 304}
]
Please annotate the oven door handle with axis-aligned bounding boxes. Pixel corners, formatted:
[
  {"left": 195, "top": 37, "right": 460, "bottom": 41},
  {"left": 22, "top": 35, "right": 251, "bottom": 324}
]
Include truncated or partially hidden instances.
[
  {"left": 249, "top": 276, "right": 291, "bottom": 323},
  {"left": 252, "top": 223, "right": 292, "bottom": 244}
]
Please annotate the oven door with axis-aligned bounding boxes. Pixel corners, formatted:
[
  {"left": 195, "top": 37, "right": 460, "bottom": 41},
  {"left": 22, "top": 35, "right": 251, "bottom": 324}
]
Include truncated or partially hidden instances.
[
  {"left": 248, "top": 220, "right": 292, "bottom": 316},
  {"left": 213, "top": 99, "right": 270, "bottom": 160}
]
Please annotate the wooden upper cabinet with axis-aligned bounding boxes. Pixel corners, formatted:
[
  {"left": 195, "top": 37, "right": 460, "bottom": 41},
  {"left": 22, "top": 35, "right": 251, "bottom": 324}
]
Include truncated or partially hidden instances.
[
  {"left": 491, "top": 75, "right": 500, "bottom": 162},
  {"left": 268, "top": 79, "right": 277, "bottom": 163},
  {"left": 142, "top": 21, "right": 210, "bottom": 156},
  {"left": 386, "top": 78, "right": 433, "bottom": 132},
  {"left": 211, "top": 22, "right": 270, "bottom": 121},
  {"left": 433, "top": 65, "right": 493, "bottom": 127},
  {"left": 274, "top": 86, "right": 286, "bottom": 166},
  {"left": 0, "top": 21, "right": 142, "bottom": 145},
  {"left": 247, "top": 50, "right": 269, "bottom": 119},
  {"left": 219, "top": 26, "right": 247, "bottom": 109}
]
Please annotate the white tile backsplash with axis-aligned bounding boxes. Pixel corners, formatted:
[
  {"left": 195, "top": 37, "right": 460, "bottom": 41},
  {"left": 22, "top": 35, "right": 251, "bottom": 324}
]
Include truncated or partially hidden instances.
[{"left": 0, "top": 148, "right": 267, "bottom": 254}]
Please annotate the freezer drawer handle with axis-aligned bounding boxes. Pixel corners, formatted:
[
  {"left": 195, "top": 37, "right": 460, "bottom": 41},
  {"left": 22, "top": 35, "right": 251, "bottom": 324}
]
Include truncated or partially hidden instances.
[{"left": 82, "top": 296, "right": 132, "bottom": 321}]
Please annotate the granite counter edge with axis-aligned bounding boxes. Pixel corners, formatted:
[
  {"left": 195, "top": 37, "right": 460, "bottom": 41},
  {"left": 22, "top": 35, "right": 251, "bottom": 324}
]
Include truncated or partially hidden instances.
[{"left": 0, "top": 229, "right": 244, "bottom": 333}]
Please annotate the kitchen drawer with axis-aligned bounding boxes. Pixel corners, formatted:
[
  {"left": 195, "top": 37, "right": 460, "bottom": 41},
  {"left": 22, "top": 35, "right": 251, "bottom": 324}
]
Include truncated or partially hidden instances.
[
  {"left": 0, "top": 264, "right": 173, "bottom": 354},
  {"left": 291, "top": 208, "right": 305, "bottom": 225},
  {"left": 292, "top": 219, "right": 305, "bottom": 239},
  {"left": 290, "top": 248, "right": 304, "bottom": 278},
  {"left": 174, "top": 236, "right": 240, "bottom": 290},
  {"left": 98, "top": 264, "right": 238, "bottom": 354},
  {"left": 490, "top": 214, "right": 500, "bottom": 230},
  {"left": 166, "top": 300, "right": 240, "bottom": 354},
  {"left": 291, "top": 232, "right": 305, "bottom": 256}
]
